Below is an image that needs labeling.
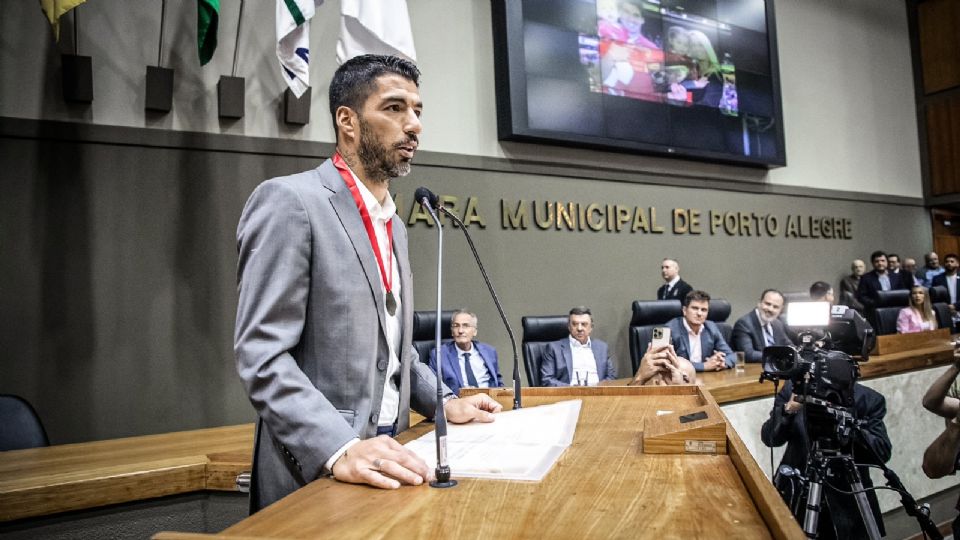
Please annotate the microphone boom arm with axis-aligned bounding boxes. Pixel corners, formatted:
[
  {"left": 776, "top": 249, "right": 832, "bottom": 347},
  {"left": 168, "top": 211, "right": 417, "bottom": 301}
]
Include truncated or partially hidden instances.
[{"left": 439, "top": 206, "right": 522, "bottom": 410}]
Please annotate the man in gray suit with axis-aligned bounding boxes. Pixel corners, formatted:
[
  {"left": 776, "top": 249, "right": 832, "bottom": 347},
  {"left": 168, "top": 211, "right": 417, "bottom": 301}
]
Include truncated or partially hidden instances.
[
  {"left": 731, "top": 289, "right": 794, "bottom": 363},
  {"left": 540, "top": 307, "right": 617, "bottom": 386},
  {"left": 235, "top": 55, "right": 501, "bottom": 511}
]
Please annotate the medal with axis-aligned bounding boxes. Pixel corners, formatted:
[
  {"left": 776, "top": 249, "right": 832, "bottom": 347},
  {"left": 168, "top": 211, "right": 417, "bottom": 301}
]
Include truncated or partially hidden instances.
[
  {"left": 332, "top": 153, "right": 398, "bottom": 317},
  {"left": 386, "top": 291, "right": 397, "bottom": 316}
]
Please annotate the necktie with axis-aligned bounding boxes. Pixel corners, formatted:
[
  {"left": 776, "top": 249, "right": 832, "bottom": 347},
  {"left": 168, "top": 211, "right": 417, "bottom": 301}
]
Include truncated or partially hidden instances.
[
  {"left": 463, "top": 352, "right": 479, "bottom": 387},
  {"left": 764, "top": 325, "right": 775, "bottom": 347}
]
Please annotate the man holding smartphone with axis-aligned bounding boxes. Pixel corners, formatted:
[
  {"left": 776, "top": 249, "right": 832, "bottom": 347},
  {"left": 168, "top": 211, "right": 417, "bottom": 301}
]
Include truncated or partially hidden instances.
[{"left": 665, "top": 290, "right": 736, "bottom": 372}]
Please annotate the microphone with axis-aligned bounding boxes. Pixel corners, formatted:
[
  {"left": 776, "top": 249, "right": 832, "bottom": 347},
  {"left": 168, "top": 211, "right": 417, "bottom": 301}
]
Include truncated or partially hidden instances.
[
  {"left": 421, "top": 187, "right": 522, "bottom": 411},
  {"left": 414, "top": 186, "right": 439, "bottom": 211},
  {"left": 415, "top": 187, "right": 456, "bottom": 489}
]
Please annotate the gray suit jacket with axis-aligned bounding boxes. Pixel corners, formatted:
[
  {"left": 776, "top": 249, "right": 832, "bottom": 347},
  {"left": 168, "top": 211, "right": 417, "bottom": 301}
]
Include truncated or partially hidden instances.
[
  {"left": 731, "top": 310, "right": 793, "bottom": 363},
  {"left": 235, "top": 159, "right": 449, "bottom": 511},
  {"left": 540, "top": 338, "right": 616, "bottom": 386}
]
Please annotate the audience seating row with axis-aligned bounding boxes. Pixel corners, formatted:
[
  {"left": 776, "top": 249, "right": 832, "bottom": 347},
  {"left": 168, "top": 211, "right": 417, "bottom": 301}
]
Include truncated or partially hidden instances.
[{"left": 413, "top": 286, "right": 953, "bottom": 388}]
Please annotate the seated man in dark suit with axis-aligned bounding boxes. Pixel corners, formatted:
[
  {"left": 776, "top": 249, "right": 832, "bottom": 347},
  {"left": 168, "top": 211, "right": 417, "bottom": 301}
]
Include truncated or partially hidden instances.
[
  {"left": 656, "top": 258, "right": 693, "bottom": 301},
  {"left": 666, "top": 290, "right": 736, "bottom": 372},
  {"left": 428, "top": 309, "right": 502, "bottom": 396},
  {"left": 731, "top": 289, "right": 793, "bottom": 363},
  {"left": 540, "top": 306, "right": 616, "bottom": 386},
  {"left": 762, "top": 381, "right": 892, "bottom": 539},
  {"left": 857, "top": 250, "right": 909, "bottom": 310},
  {"left": 932, "top": 253, "right": 960, "bottom": 320}
]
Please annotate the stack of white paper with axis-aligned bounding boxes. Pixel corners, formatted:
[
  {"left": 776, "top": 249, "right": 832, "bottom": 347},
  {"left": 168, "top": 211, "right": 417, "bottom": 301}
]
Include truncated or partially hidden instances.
[{"left": 405, "top": 399, "right": 582, "bottom": 482}]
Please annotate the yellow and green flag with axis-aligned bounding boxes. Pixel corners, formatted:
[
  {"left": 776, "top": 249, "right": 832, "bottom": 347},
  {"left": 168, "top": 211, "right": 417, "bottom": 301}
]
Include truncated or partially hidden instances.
[
  {"left": 39, "top": 0, "right": 86, "bottom": 41},
  {"left": 198, "top": 0, "right": 220, "bottom": 65}
]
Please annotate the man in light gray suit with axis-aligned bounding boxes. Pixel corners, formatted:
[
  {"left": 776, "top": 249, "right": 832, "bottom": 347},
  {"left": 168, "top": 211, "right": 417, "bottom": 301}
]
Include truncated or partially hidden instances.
[
  {"left": 540, "top": 307, "right": 616, "bottom": 386},
  {"left": 235, "top": 55, "right": 501, "bottom": 512}
]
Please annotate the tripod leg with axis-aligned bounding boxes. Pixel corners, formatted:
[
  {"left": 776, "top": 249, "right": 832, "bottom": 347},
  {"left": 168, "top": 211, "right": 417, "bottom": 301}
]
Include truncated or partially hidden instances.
[
  {"left": 803, "top": 477, "right": 822, "bottom": 538},
  {"left": 842, "top": 461, "right": 882, "bottom": 540}
]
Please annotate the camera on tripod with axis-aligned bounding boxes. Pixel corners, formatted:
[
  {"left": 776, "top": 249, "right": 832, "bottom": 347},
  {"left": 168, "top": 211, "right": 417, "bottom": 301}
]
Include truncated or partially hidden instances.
[{"left": 760, "top": 302, "right": 874, "bottom": 410}]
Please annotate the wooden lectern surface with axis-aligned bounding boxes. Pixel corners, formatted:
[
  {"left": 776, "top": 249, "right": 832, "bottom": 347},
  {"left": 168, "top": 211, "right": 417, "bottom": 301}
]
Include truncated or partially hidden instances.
[{"left": 204, "top": 387, "right": 802, "bottom": 540}]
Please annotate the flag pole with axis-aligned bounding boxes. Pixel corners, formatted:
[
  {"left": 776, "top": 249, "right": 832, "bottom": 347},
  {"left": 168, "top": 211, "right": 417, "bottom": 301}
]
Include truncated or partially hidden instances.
[
  {"left": 158, "top": 0, "right": 166, "bottom": 67},
  {"left": 232, "top": 0, "right": 244, "bottom": 78}
]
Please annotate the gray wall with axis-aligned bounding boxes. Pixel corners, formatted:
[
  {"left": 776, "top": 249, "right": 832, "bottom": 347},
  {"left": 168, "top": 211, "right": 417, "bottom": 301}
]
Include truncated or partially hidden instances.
[
  {"left": 0, "top": 0, "right": 933, "bottom": 444},
  {"left": 0, "top": 120, "right": 931, "bottom": 444}
]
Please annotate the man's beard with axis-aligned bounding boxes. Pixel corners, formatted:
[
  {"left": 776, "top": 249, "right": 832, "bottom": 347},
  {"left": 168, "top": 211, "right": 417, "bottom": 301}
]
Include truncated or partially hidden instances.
[{"left": 356, "top": 116, "right": 413, "bottom": 183}]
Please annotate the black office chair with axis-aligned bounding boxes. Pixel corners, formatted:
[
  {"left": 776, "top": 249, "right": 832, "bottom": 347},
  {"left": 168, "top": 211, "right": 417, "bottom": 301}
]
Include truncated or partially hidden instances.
[
  {"left": 873, "top": 306, "right": 902, "bottom": 335},
  {"left": 781, "top": 291, "right": 810, "bottom": 305},
  {"left": 934, "top": 303, "right": 956, "bottom": 333},
  {"left": 874, "top": 289, "right": 910, "bottom": 307},
  {"left": 412, "top": 310, "right": 455, "bottom": 365},
  {"left": 521, "top": 315, "right": 569, "bottom": 386},
  {"left": 930, "top": 285, "right": 949, "bottom": 304},
  {"left": 0, "top": 395, "right": 49, "bottom": 451},
  {"left": 628, "top": 300, "right": 682, "bottom": 373},
  {"left": 706, "top": 298, "right": 734, "bottom": 345}
]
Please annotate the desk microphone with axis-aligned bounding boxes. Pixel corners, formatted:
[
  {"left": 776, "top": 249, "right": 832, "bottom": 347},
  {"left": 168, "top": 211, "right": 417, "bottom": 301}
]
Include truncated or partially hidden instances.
[
  {"left": 416, "top": 187, "right": 523, "bottom": 410},
  {"left": 415, "top": 187, "right": 456, "bottom": 489}
]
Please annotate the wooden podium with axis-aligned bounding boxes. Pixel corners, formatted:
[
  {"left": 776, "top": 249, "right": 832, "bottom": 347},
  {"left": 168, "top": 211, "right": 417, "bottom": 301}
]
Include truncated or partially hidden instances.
[{"left": 155, "top": 386, "right": 803, "bottom": 539}]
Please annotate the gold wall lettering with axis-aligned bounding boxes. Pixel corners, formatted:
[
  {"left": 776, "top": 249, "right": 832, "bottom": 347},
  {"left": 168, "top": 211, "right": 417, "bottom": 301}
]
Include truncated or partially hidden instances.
[{"left": 396, "top": 194, "right": 852, "bottom": 239}]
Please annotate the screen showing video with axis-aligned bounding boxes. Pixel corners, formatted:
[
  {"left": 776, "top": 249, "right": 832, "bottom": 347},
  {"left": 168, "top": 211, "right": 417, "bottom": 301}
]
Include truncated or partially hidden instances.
[{"left": 493, "top": 0, "right": 785, "bottom": 167}]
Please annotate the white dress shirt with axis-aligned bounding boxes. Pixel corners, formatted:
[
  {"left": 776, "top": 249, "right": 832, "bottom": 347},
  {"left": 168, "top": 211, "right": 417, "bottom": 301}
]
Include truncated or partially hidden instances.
[
  {"left": 682, "top": 318, "right": 703, "bottom": 363},
  {"left": 457, "top": 342, "right": 491, "bottom": 388},
  {"left": 569, "top": 336, "right": 599, "bottom": 386}
]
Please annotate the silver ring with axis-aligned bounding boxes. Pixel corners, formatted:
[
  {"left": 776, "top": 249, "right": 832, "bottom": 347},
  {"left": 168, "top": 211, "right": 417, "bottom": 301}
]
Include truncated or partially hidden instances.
[{"left": 372, "top": 458, "right": 383, "bottom": 471}]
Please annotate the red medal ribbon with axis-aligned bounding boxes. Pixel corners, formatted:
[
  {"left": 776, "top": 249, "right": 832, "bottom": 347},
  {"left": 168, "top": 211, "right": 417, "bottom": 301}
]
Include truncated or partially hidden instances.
[{"left": 332, "top": 152, "right": 394, "bottom": 301}]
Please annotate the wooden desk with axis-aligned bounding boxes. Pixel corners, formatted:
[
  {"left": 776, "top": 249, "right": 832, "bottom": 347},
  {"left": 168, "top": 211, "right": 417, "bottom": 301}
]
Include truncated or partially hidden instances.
[
  {"left": 0, "top": 424, "right": 254, "bottom": 522},
  {"left": 155, "top": 387, "right": 804, "bottom": 539},
  {"left": 699, "top": 341, "right": 954, "bottom": 403},
  {"left": 602, "top": 341, "right": 955, "bottom": 404}
]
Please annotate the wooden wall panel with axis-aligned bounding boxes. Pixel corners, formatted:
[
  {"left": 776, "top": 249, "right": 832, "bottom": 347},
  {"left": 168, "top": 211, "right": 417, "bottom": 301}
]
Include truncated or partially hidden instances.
[
  {"left": 926, "top": 94, "right": 960, "bottom": 195},
  {"left": 918, "top": 0, "right": 960, "bottom": 94}
]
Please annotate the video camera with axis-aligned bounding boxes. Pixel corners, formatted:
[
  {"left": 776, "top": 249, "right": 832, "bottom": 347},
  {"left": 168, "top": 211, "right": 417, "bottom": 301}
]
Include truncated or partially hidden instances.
[{"left": 760, "top": 302, "right": 874, "bottom": 411}]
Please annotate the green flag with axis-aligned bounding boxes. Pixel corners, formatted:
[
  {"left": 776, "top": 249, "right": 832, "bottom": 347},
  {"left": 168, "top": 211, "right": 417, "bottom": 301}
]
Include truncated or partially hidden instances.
[{"left": 198, "top": 0, "right": 219, "bottom": 65}]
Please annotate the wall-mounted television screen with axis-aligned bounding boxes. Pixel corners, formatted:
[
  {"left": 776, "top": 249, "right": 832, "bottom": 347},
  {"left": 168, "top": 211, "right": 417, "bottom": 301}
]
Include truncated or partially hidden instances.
[{"left": 492, "top": 0, "right": 786, "bottom": 168}]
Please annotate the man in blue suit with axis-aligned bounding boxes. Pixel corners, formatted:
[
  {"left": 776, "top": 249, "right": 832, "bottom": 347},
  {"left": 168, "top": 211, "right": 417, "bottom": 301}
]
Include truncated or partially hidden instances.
[
  {"left": 428, "top": 310, "right": 502, "bottom": 395},
  {"left": 541, "top": 307, "right": 617, "bottom": 386},
  {"left": 666, "top": 290, "right": 736, "bottom": 372}
]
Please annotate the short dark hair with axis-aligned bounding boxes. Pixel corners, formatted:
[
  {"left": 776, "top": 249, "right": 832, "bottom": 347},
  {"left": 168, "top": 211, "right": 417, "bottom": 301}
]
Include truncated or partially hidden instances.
[
  {"left": 683, "top": 290, "right": 711, "bottom": 307},
  {"left": 328, "top": 54, "right": 420, "bottom": 136},
  {"left": 569, "top": 306, "right": 592, "bottom": 319},
  {"left": 870, "top": 250, "right": 887, "bottom": 262},
  {"left": 946, "top": 253, "right": 960, "bottom": 263},
  {"left": 809, "top": 281, "right": 832, "bottom": 300},
  {"left": 887, "top": 253, "right": 900, "bottom": 261},
  {"left": 760, "top": 288, "right": 783, "bottom": 302}
]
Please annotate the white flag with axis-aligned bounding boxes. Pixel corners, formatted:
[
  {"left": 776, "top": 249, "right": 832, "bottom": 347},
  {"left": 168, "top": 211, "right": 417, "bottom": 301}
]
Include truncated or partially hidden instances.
[
  {"left": 277, "top": 0, "right": 323, "bottom": 98},
  {"left": 336, "top": 0, "right": 417, "bottom": 64}
]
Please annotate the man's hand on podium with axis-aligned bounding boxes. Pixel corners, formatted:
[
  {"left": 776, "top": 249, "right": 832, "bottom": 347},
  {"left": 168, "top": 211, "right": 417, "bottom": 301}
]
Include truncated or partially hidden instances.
[
  {"left": 332, "top": 436, "right": 430, "bottom": 489},
  {"left": 445, "top": 393, "right": 503, "bottom": 424}
]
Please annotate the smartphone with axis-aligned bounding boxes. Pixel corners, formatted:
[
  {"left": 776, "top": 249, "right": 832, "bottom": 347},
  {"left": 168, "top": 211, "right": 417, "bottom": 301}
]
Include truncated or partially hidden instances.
[{"left": 651, "top": 326, "right": 671, "bottom": 350}]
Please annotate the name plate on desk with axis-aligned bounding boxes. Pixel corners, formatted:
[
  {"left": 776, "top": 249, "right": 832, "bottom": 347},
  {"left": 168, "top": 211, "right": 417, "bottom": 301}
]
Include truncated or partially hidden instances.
[{"left": 684, "top": 440, "right": 718, "bottom": 453}]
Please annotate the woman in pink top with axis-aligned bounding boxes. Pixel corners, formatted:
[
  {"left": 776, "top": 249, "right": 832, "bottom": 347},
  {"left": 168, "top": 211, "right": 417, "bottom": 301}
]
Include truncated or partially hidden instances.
[{"left": 897, "top": 285, "right": 938, "bottom": 333}]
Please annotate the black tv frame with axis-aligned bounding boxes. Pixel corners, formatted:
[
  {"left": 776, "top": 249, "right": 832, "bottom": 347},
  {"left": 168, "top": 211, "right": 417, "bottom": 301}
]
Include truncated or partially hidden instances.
[{"left": 491, "top": 0, "right": 787, "bottom": 169}]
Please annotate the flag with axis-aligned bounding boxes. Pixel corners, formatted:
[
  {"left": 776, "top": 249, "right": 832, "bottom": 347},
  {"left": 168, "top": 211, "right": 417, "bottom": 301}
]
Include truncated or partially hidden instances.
[
  {"left": 277, "top": 0, "right": 323, "bottom": 98},
  {"left": 39, "top": 0, "right": 86, "bottom": 42},
  {"left": 197, "top": 0, "right": 220, "bottom": 66},
  {"left": 336, "top": 0, "right": 416, "bottom": 64}
]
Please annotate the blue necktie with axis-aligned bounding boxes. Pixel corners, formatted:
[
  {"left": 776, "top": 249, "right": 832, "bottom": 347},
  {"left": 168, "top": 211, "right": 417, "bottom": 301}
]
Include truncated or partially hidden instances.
[
  {"left": 463, "top": 352, "right": 479, "bottom": 387},
  {"left": 764, "top": 325, "right": 775, "bottom": 347}
]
